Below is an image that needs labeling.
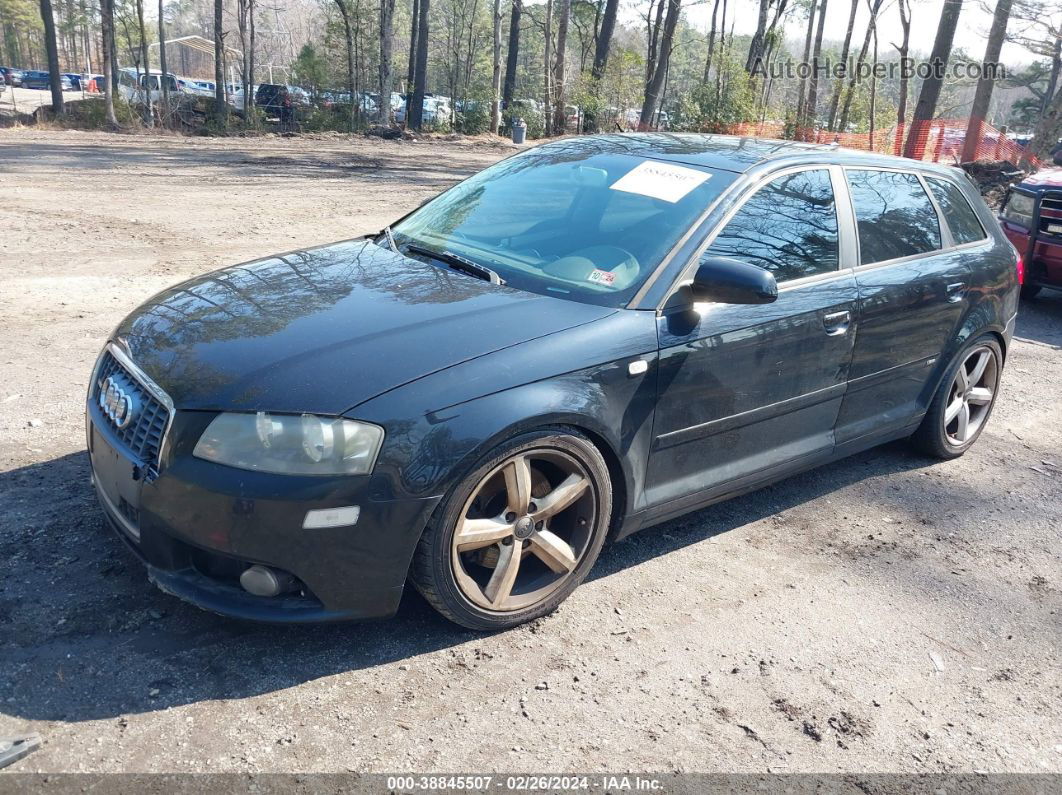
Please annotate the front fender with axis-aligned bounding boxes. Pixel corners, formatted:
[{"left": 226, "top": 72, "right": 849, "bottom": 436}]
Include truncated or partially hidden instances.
[{"left": 352, "top": 310, "right": 660, "bottom": 526}]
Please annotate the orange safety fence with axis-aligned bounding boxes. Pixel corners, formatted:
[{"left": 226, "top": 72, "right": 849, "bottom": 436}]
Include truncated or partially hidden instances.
[{"left": 698, "top": 117, "right": 1033, "bottom": 167}]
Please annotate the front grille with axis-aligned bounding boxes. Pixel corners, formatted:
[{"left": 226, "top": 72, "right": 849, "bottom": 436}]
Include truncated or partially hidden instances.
[
  {"left": 1041, "top": 192, "right": 1062, "bottom": 238},
  {"left": 92, "top": 349, "right": 171, "bottom": 467}
]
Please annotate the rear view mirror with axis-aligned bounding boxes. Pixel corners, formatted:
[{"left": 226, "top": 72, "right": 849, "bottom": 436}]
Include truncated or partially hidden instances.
[{"left": 690, "top": 256, "right": 778, "bottom": 305}]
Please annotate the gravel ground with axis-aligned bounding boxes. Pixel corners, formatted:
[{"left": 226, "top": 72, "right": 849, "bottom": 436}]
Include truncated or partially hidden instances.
[{"left": 0, "top": 129, "right": 1060, "bottom": 775}]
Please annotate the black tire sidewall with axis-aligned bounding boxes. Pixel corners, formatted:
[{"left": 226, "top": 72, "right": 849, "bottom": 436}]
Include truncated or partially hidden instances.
[
  {"left": 918, "top": 334, "right": 1003, "bottom": 458},
  {"left": 415, "top": 429, "right": 612, "bottom": 630}
]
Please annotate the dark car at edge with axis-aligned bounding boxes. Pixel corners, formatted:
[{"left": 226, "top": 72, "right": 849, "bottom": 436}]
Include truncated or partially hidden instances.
[{"left": 87, "top": 134, "right": 1020, "bottom": 629}]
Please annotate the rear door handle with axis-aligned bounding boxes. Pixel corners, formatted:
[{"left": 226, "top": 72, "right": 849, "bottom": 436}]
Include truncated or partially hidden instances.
[
  {"left": 946, "top": 282, "right": 966, "bottom": 302},
  {"left": 823, "top": 310, "right": 851, "bottom": 336}
]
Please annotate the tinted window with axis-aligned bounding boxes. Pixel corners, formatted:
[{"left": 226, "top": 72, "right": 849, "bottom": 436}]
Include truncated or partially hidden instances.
[
  {"left": 926, "top": 177, "right": 986, "bottom": 244},
  {"left": 704, "top": 168, "right": 839, "bottom": 281},
  {"left": 847, "top": 169, "right": 941, "bottom": 264}
]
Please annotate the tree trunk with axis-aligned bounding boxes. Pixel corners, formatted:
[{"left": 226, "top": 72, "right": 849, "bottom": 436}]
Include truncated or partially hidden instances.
[
  {"left": 100, "top": 0, "right": 118, "bottom": 127},
  {"left": 551, "top": 0, "right": 569, "bottom": 134},
  {"left": 158, "top": 0, "right": 170, "bottom": 124},
  {"left": 795, "top": 0, "right": 816, "bottom": 133},
  {"left": 590, "top": 0, "right": 618, "bottom": 79},
  {"left": 490, "top": 0, "right": 502, "bottom": 132},
  {"left": 825, "top": 0, "right": 859, "bottom": 131},
  {"left": 961, "top": 0, "right": 1011, "bottom": 161},
  {"left": 903, "top": 0, "right": 962, "bottom": 158},
  {"left": 379, "top": 0, "right": 396, "bottom": 124},
  {"left": 804, "top": 0, "right": 828, "bottom": 132},
  {"left": 39, "top": 0, "right": 63, "bottom": 115},
  {"left": 639, "top": 0, "right": 680, "bottom": 127},
  {"left": 1042, "top": 34, "right": 1061, "bottom": 116},
  {"left": 703, "top": 0, "right": 719, "bottom": 83},
  {"left": 406, "top": 0, "right": 419, "bottom": 123},
  {"left": 837, "top": 0, "right": 883, "bottom": 136},
  {"left": 502, "top": 0, "right": 521, "bottom": 108},
  {"left": 744, "top": 0, "right": 770, "bottom": 73},
  {"left": 335, "top": 0, "right": 357, "bottom": 129},
  {"left": 893, "top": 0, "right": 910, "bottom": 153},
  {"left": 212, "top": 0, "right": 227, "bottom": 122},
  {"left": 543, "top": 0, "right": 552, "bottom": 135},
  {"left": 409, "top": 0, "right": 430, "bottom": 129},
  {"left": 248, "top": 0, "right": 255, "bottom": 115}
]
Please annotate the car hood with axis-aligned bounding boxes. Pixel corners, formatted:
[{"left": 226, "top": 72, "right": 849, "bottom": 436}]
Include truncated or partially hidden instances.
[{"left": 115, "top": 239, "right": 616, "bottom": 415}]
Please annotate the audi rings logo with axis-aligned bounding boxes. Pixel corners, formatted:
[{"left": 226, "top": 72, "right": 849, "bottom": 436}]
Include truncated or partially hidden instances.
[{"left": 98, "top": 376, "right": 138, "bottom": 429}]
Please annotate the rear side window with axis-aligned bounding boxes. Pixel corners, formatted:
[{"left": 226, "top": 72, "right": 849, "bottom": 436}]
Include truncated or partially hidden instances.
[
  {"left": 847, "top": 169, "right": 941, "bottom": 264},
  {"left": 705, "top": 168, "right": 839, "bottom": 282},
  {"left": 925, "top": 177, "right": 987, "bottom": 244}
]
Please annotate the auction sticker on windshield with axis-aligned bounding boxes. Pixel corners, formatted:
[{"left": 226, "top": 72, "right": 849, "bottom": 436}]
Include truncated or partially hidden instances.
[{"left": 609, "top": 160, "right": 710, "bottom": 203}]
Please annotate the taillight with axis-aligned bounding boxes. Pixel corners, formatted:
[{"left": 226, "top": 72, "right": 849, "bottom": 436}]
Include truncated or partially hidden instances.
[{"left": 1016, "top": 252, "right": 1024, "bottom": 285}]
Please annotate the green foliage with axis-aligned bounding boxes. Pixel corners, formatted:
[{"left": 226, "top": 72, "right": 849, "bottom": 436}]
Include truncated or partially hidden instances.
[
  {"left": 48, "top": 96, "right": 138, "bottom": 128},
  {"left": 503, "top": 104, "right": 545, "bottom": 139},
  {"left": 673, "top": 57, "right": 758, "bottom": 132},
  {"left": 455, "top": 95, "right": 491, "bottom": 135},
  {"left": 294, "top": 44, "right": 329, "bottom": 97}
]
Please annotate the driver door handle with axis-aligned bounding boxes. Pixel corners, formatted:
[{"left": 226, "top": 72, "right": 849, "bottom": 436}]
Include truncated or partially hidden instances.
[
  {"left": 946, "top": 281, "right": 966, "bottom": 303},
  {"left": 823, "top": 310, "right": 851, "bottom": 336}
]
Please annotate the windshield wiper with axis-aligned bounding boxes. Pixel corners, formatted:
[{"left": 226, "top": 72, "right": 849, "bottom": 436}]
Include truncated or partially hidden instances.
[{"left": 405, "top": 244, "right": 505, "bottom": 285}]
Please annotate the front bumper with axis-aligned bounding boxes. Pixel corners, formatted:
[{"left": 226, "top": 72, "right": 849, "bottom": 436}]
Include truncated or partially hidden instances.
[{"left": 88, "top": 409, "right": 441, "bottom": 623}]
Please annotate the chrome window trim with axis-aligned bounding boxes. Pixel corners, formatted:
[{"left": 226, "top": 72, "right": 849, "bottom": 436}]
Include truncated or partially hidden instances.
[
  {"left": 655, "top": 164, "right": 846, "bottom": 311},
  {"left": 98, "top": 341, "right": 175, "bottom": 470},
  {"left": 917, "top": 172, "right": 954, "bottom": 249}
]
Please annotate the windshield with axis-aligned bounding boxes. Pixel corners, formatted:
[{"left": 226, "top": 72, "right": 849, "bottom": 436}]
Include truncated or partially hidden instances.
[{"left": 391, "top": 143, "right": 736, "bottom": 307}]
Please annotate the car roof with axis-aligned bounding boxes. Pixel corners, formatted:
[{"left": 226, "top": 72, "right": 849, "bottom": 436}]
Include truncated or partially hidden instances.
[{"left": 535, "top": 133, "right": 966, "bottom": 178}]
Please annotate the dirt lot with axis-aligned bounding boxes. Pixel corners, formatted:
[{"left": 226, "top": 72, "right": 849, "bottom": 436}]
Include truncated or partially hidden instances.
[{"left": 0, "top": 129, "right": 1059, "bottom": 775}]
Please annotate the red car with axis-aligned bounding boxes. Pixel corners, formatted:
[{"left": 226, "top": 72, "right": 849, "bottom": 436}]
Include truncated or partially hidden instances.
[{"left": 1000, "top": 167, "right": 1062, "bottom": 299}]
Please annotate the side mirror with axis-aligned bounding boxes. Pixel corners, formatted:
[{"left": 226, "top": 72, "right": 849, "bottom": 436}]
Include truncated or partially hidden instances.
[{"left": 690, "top": 256, "right": 778, "bottom": 305}]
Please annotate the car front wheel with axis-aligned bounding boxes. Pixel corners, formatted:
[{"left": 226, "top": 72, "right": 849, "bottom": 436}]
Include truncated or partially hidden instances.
[{"left": 411, "top": 429, "right": 612, "bottom": 630}]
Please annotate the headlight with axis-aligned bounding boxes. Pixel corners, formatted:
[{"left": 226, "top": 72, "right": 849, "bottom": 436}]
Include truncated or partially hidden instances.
[
  {"left": 193, "top": 412, "right": 384, "bottom": 475},
  {"left": 1003, "top": 192, "right": 1035, "bottom": 228}
]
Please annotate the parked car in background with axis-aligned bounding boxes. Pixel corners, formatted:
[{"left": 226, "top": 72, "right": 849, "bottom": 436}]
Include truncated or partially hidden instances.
[
  {"left": 999, "top": 167, "right": 1062, "bottom": 299},
  {"left": 255, "top": 83, "right": 296, "bottom": 121},
  {"left": 0, "top": 71, "right": 5, "bottom": 88},
  {"left": 0, "top": 66, "right": 25, "bottom": 86},
  {"left": 22, "top": 70, "right": 74, "bottom": 91},
  {"left": 87, "top": 135, "right": 1018, "bottom": 630},
  {"left": 117, "top": 69, "right": 187, "bottom": 105}
]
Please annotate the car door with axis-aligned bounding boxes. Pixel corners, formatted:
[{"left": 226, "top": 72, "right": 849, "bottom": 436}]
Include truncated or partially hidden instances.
[
  {"left": 834, "top": 168, "right": 973, "bottom": 448},
  {"left": 643, "top": 166, "right": 860, "bottom": 515}
]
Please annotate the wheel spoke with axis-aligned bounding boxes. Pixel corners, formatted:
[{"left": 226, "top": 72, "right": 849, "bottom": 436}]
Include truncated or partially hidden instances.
[
  {"left": 529, "top": 529, "right": 578, "bottom": 574},
  {"left": 532, "top": 473, "right": 589, "bottom": 520},
  {"left": 454, "top": 516, "right": 513, "bottom": 551},
  {"left": 955, "top": 402, "right": 970, "bottom": 442},
  {"left": 503, "top": 456, "right": 533, "bottom": 516},
  {"left": 483, "top": 541, "right": 521, "bottom": 607},
  {"left": 955, "top": 364, "right": 970, "bottom": 392},
  {"left": 944, "top": 397, "right": 965, "bottom": 423},
  {"left": 967, "top": 386, "right": 993, "bottom": 406},
  {"left": 968, "top": 351, "right": 990, "bottom": 386}
]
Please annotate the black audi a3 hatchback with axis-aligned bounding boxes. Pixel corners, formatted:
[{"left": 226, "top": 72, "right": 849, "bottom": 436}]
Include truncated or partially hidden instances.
[{"left": 87, "top": 134, "right": 1019, "bottom": 629}]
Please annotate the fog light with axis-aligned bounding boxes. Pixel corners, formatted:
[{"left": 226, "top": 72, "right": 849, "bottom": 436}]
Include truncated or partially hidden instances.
[
  {"left": 302, "top": 506, "right": 361, "bottom": 530},
  {"left": 240, "top": 565, "right": 296, "bottom": 597}
]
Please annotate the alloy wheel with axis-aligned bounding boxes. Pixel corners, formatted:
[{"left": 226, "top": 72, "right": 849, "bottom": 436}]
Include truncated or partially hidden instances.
[
  {"left": 450, "top": 448, "right": 597, "bottom": 612},
  {"left": 943, "top": 345, "right": 998, "bottom": 447}
]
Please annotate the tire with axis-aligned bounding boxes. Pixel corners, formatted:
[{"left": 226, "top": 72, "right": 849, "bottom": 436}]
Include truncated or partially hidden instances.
[
  {"left": 910, "top": 334, "right": 1003, "bottom": 460},
  {"left": 1020, "top": 284, "right": 1041, "bottom": 301},
  {"left": 410, "top": 428, "right": 612, "bottom": 630}
]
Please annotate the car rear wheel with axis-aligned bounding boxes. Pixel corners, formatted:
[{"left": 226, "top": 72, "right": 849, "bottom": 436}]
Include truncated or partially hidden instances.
[
  {"left": 411, "top": 429, "right": 612, "bottom": 630},
  {"left": 910, "top": 335, "right": 1002, "bottom": 459}
]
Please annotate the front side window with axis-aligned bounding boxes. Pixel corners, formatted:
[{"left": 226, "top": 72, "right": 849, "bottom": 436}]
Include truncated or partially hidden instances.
[
  {"left": 847, "top": 169, "right": 941, "bottom": 264},
  {"left": 703, "top": 168, "right": 839, "bottom": 282},
  {"left": 926, "top": 176, "right": 986, "bottom": 244}
]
